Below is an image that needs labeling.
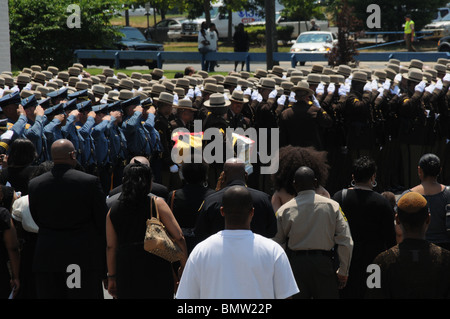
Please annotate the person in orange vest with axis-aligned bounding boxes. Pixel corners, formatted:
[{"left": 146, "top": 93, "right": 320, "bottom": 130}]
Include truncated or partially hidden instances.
[{"left": 404, "top": 14, "right": 416, "bottom": 52}]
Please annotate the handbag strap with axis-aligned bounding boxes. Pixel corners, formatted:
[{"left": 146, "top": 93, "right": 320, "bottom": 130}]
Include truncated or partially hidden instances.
[
  {"left": 149, "top": 195, "right": 159, "bottom": 220},
  {"left": 170, "top": 190, "right": 176, "bottom": 211}
]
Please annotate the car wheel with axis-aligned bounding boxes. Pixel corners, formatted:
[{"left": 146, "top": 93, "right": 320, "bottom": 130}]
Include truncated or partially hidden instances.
[{"left": 438, "top": 44, "right": 450, "bottom": 52}]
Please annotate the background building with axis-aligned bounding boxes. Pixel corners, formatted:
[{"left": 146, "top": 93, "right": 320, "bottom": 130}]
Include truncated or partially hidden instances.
[{"left": 0, "top": 0, "right": 11, "bottom": 72}]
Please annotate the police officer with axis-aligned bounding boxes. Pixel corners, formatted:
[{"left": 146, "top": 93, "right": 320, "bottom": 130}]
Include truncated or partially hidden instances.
[
  {"left": 0, "top": 91, "right": 28, "bottom": 142},
  {"left": 46, "top": 87, "right": 68, "bottom": 106},
  {"left": 43, "top": 104, "right": 66, "bottom": 159},
  {"left": 225, "top": 90, "right": 250, "bottom": 130},
  {"left": 21, "top": 95, "right": 46, "bottom": 164},
  {"left": 106, "top": 101, "right": 128, "bottom": 190},
  {"left": 76, "top": 100, "right": 97, "bottom": 174}
]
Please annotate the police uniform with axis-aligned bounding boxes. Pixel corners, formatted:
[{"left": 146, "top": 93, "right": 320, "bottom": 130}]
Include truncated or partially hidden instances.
[
  {"left": 46, "top": 87, "right": 68, "bottom": 106},
  {"left": 107, "top": 101, "right": 128, "bottom": 189},
  {"left": 21, "top": 95, "right": 46, "bottom": 164},
  {"left": 75, "top": 100, "right": 97, "bottom": 173},
  {"left": 43, "top": 104, "right": 66, "bottom": 158}
]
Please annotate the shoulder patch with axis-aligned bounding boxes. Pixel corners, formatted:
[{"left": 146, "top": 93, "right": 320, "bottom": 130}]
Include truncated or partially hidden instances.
[{"left": 339, "top": 206, "right": 347, "bottom": 222}]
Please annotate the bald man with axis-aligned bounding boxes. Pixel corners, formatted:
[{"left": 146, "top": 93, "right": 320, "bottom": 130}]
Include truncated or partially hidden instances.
[
  {"left": 28, "top": 139, "right": 108, "bottom": 299},
  {"left": 368, "top": 192, "right": 450, "bottom": 298},
  {"left": 194, "top": 157, "right": 277, "bottom": 243}
]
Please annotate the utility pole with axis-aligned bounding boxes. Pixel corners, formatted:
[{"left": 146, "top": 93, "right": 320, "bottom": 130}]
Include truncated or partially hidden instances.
[{"left": 265, "top": 0, "right": 275, "bottom": 69}]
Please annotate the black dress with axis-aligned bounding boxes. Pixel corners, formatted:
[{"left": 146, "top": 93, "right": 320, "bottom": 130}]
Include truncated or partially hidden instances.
[
  {"left": 0, "top": 165, "right": 38, "bottom": 195},
  {"left": 167, "top": 184, "right": 215, "bottom": 253},
  {"left": 109, "top": 195, "right": 174, "bottom": 299},
  {"left": 332, "top": 188, "right": 397, "bottom": 299},
  {"left": 0, "top": 208, "right": 12, "bottom": 298}
]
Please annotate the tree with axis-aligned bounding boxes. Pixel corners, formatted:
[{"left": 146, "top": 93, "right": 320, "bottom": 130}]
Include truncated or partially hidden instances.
[
  {"left": 279, "top": 0, "right": 323, "bottom": 32},
  {"left": 326, "top": 0, "right": 362, "bottom": 66},
  {"left": 9, "top": 0, "right": 124, "bottom": 69}
]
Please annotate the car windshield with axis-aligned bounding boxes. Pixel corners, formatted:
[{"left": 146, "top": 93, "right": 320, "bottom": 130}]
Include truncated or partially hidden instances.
[
  {"left": 296, "top": 33, "right": 331, "bottom": 43},
  {"left": 199, "top": 7, "right": 219, "bottom": 19},
  {"left": 121, "top": 28, "right": 146, "bottom": 41}
]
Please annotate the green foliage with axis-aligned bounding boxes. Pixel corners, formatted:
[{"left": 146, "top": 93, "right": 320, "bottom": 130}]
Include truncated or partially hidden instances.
[
  {"left": 9, "top": 0, "right": 124, "bottom": 70},
  {"left": 245, "top": 25, "right": 294, "bottom": 46},
  {"left": 279, "top": 0, "right": 323, "bottom": 21}
]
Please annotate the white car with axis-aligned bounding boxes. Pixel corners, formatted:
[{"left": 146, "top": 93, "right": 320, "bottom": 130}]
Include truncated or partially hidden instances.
[
  {"left": 290, "top": 31, "right": 337, "bottom": 53},
  {"left": 422, "top": 13, "right": 450, "bottom": 40}
]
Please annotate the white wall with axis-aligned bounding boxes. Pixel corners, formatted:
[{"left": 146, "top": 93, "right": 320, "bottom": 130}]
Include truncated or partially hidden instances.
[{"left": 0, "top": 0, "right": 11, "bottom": 73}]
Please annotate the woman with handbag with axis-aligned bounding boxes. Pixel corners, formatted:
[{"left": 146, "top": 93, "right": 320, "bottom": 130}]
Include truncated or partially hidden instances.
[
  {"left": 106, "top": 161, "right": 187, "bottom": 299},
  {"left": 198, "top": 22, "right": 211, "bottom": 72}
]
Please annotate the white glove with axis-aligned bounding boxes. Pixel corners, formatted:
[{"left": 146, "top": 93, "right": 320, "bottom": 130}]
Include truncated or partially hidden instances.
[
  {"left": 338, "top": 84, "right": 347, "bottom": 96},
  {"left": 382, "top": 79, "right": 391, "bottom": 91},
  {"left": 243, "top": 87, "right": 252, "bottom": 96},
  {"left": 425, "top": 84, "right": 435, "bottom": 94},
  {"left": 443, "top": 73, "right": 450, "bottom": 82},
  {"left": 390, "top": 85, "right": 400, "bottom": 96},
  {"left": 316, "top": 83, "right": 325, "bottom": 95},
  {"left": 194, "top": 86, "right": 202, "bottom": 97},
  {"left": 251, "top": 90, "right": 259, "bottom": 101},
  {"left": 235, "top": 85, "right": 242, "bottom": 92},
  {"left": 224, "top": 93, "right": 230, "bottom": 101},
  {"left": 277, "top": 95, "right": 286, "bottom": 105},
  {"left": 268, "top": 89, "right": 278, "bottom": 99},
  {"left": 371, "top": 79, "right": 378, "bottom": 91},
  {"left": 415, "top": 81, "right": 426, "bottom": 93},
  {"left": 187, "top": 88, "right": 194, "bottom": 99},
  {"left": 344, "top": 83, "right": 351, "bottom": 94},
  {"left": 289, "top": 91, "right": 297, "bottom": 103},
  {"left": 377, "top": 87, "right": 384, "bottom": 96},
  {"left": 312, "top": 95, "right": 321, "bottom": 108},
  {"left": 394, "top": 74, "right": 402, "bottom": 83},
  {"left": 345, "top": 77, "right": 352, "bottom": 86},
  {"left": 327, "top": 83, "right": 335, "bottom": 94},
  {"left": 363, "top": 82, "right": 372, "bottom": 92},
  {"left": 170, "top": 164, "right": 179, "bottom": 173},
  {"left": 256, "top": 93, "right": 263, "bottom": 103},
  {"left": 435, "top": 79, "right": 443, "bottom": 90}
]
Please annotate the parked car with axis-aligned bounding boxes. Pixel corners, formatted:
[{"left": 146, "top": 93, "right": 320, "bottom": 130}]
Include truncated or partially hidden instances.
[
  {"left": 147, "top": 18, "right": 183, "bottom": 43},
  {"left": 290, "top": 31, "right": 337, "bottom": 65},
  {"left": 422, "top": 12, "right": 450, "bottom": 40},
  {"left": 437, "top": 35, "right": 450, "bottom": 51},
  {"left": 278, "top": 14, "right": 329, "bottom": 39},
  {"left": 432, "top": 7, "right": 450, "bottom": 23},
  {"left": 78, "top": 27, "right": 164, "bottom": 69}
]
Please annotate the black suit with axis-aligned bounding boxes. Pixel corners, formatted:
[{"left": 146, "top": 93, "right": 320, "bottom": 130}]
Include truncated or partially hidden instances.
[
  {"left": 194, "top": 179, "right": 277, "bottom": 243},
  {"left": 28, "top": 164, "right": 108, "bottom": 299}
]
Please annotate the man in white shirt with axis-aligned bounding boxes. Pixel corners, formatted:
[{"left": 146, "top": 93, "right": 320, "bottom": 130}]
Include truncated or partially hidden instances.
[
  {"left": 198, "top": 22, "right": 211, "bottom": 72},
  {"left": 176, "top": 185, "right": 299, "bottom": 299},
  {"left": 207, "top": 23, "right": 219, "bottom": 72}
]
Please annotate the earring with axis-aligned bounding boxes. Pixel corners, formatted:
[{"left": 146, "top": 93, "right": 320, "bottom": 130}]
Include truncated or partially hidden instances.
[
  {"left": 351, "top": 180, "right": 356, "bottom": 187},
  {"left": 372, "top": 180, "right": 377, "bottom": 188}
]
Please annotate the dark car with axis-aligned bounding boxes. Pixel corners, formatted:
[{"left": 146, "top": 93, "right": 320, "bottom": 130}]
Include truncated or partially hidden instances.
[
  {"left": 438, "top": 35, "right": 450, "bottom": 51},
  {"left": 78, "top": 27, "right": 164, "bottom": 69},
  {"left": 146, "top": 19, "right": 183, "bottom": 43}
]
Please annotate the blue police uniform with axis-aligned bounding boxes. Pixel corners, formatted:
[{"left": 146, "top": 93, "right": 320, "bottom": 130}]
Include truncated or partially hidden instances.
[
  {"left": 43, "top": 104, "right": 65, "bottom": 159},
  {"left": 21, "top": 95, "right": 46, "bottom": 163}
]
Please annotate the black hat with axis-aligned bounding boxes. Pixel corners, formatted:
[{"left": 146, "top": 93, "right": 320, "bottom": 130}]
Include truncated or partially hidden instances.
[
  {"left": 63, "top": 98, "right": 78, "bottom": 112},
  {"left": 107, "top": 101, "right": 122, "bottom": 113},
  {"left": 121, "top": 96, "right": 141, "bottom": 110},
  {"left": 46, "top": 87, "right": 68, "bottom": 100},
  {"left": 38, "top": 97, "right": 52, "bottom": 110},
  {"left": 92, "top": 104, "right": 109, "bottom": 114},
  {"left": 21, "top": 95, "right": 38, "bottom": 109},
  {"left": 0, "top": 91, "right": 21, "bottom": 108},
  {"left": 140, "top": 97, "right": 153, "bottom": 108},
  {"left": 68, "top": 89, "right": 89, "bottom": 101},
  {"left": 76, "top": 100, "right": 92, "bottom": 112},
  {"left": 44, "top": 103, "right": 65, "bottom": 116}
]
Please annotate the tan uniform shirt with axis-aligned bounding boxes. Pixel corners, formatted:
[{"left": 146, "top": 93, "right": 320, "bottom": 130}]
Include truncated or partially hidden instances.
[{"left": 272, "top": 190, "right": 353, "bottom": 276}]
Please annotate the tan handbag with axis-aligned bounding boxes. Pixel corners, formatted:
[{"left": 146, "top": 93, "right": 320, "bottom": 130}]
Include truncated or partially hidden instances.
[{"left": 144, "top": 196, "right": 183, "bottom": 263}]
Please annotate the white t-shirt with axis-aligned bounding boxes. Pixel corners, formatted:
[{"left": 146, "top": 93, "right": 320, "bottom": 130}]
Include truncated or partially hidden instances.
[
  {"left": 198, "top": 29, "right": 210, "bottom": 50},
  {"left": 208, "top": 30, "right": 218, "bottom": 51},
  {"left": 176, "top": 230, "right": 299, "bottom": 299}
]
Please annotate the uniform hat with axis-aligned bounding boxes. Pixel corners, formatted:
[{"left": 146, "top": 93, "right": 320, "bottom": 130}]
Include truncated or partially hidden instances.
[
  {"left": 118, "top": 79, "right": 134, "bottom": 91},
  {"left": 203, "top": 77, "right": 217, "bottom": 85},
  {"left": 306, "top": 73, "right": 323, "bottom": 85},
  {"left": 271, "top": 66, "right": 285, "bottom": 77},
  {"left": 92, "top": 85, "right": 105, "bottom": 97},
  {"left": 258, "top": 78, "right": 276, "bottom": 90},
  {"left": 321, "top": 75, "right": 330, "bottom": 85},
  {"left": 131, "top": 72, "right": 143, "bottom": 80},
  {"left": 30, "top": 65, "right": 41, "bottom": 72},
  {"left": 403, "top": 69, "right": 423, "bottom": 83},
  {"left": 150, "top": 83, "right": 166, "bottom": 96},
  {"left": 409, "top": 59, "right": 423, "bottom": 70},
  {"left": 33, "top": 72, "right": 47, "bottom": 85},
  {"left": 388, "top": 58, "right": 401, "bottom": 66},
  {"left": 75, "top": 81, "right": 89, "bottom": 91},
  {"left": 140, "top": 97, "right": 153, "bottom": 108},
  {"left": 68, "top": 89, "right": 89, "bottom": 101},
  {"left": 176, "top": 78, "right": 191, "bottom": 89},
  {"left": 92, "top": 104, "right": 109, "bottom": 114},
  {"left": 107, "top": 90, "right": 120, "bottom": 102},
  {"left": 174, "top": 87, "right": 185, "bottom": 99},
  {"left": 154, "top": 92, "right": 174, "bottom": 106},
  {"left": 351, "top": 71, "right": 368, "bottom": 83},
  {"left": 397, "top": 192, "right": 428, "bottom": 214},
  {"left": 434, "top": 63, "right": 446, "bottom": 74},
  {"left": 21, "top": 95, "right": 38, "bottom": 109},
  {"left": 16, "top": 73, "right": 31, "bottom": 85},
  {"left": 240, "top": 71, "right": 250, "bottom": 79},
  {"left": 223, "top": 76, "right": 239, "bottom": 86},
  {"left": 385, "top": 68, "right": 397, "bottom": 81},
  {"left": 68, "top": 67, "right": 81, "bottom": 76},
  {"left": 373, "top": 70, "right": 387, "bottom": 82},
  {"left": 38, "top": 97, "right": 52, "bottom": 110},
  {"left": 196, "top": 70, "right": 209, "bottom": 79},
  {"left": 330, "top": 74, "right": 345, "bottom": 84},
  {"left": 151, "top": 68, "right": 164, "bottom": 79},
  {"left": 108, "top": 100, "right": 123, "bottom": 112},
  {"left": 57, "top": 71, "right": 70, "bottom": 82},
  {"left": 44, "top": 103, "right": 65, "bottom": 116},
  {"left": 310, "top": 64, "right": 324, "bottom": 74},
  {"left": 47, "top": 66, "right": 59, "bottom": 76},
  {"left": 281, "top": 81, "right": 294, "bottom": 93},
  {"left": 76, "top": 100, "right": 92, "bottom": 112},
  {"left": 203, "top": 93, "right": 230, "bottom": 114},
  {"left": 229, "top": 90, "right": 249, "bottom": 104},
  {"left": 0, "top": 91, "right": 22, "bottom": 108},
  {"left": 162, "top": 80, "right": 175, "bottom": 93},
  {"left": 254, "top": 69, "right": 268, "bottom": 79},
  {"left": 73, "top": 63, "right": 84, "bottom": 71},
  {"left": 291, "top": 80, "right": 314, "bottom": 96},
  {"left": 203, "top": 83, "right": 218, "bottom": 94},
  {"left": 20, "top": 90, "right": 36, "bottom": 99},
  {"left": 174, "top": 98, "right": 197, "bottom": 111},
  {"left": 42, "top": 71, "right": 53, "bottom": 81},
  {"left": 337, "top": 65, "right": 352, "bottom": 77},
  {"left": 63, "top": 98, "right": 78, "bottom": 112},
  {"left": 211, "top": 74, "right": 225, "bottom": 84},
  {"left": 115, "top": 90, "right": 134, "bottom": 101}
]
